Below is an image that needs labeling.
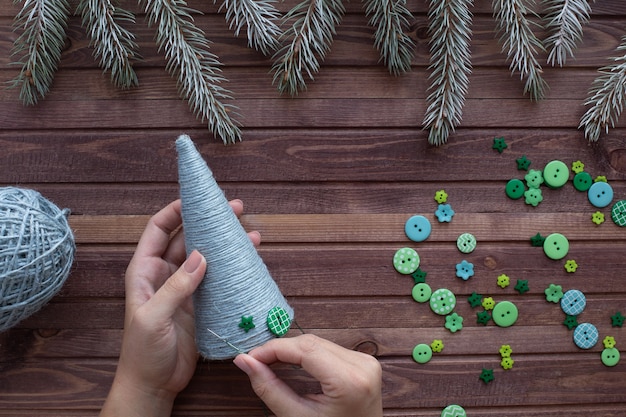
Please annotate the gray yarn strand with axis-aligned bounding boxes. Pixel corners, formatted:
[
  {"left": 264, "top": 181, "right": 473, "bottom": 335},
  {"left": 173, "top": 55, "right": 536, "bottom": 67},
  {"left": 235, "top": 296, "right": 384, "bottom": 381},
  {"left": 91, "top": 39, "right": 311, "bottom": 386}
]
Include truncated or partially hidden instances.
[
  {"left": 0, "top": 187, "right": 75, "bottom": 332},
  {"left": 176, "top": 135, "right": 294, "bottom": 360}
]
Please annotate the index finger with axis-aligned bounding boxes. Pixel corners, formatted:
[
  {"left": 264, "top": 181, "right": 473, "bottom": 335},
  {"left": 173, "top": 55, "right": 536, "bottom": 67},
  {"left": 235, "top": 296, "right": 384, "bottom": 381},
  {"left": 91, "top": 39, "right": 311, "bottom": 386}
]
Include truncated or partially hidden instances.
[{"left": 134, "top": 199, "right": 184, "bottom": 259}]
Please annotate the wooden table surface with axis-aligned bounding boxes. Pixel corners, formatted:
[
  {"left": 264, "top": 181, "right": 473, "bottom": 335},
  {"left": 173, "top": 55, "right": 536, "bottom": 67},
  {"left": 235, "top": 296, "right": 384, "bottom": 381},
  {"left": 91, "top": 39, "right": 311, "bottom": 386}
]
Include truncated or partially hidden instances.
[{"left": 1, "top": 0, "right": 626, "bottom": 415}]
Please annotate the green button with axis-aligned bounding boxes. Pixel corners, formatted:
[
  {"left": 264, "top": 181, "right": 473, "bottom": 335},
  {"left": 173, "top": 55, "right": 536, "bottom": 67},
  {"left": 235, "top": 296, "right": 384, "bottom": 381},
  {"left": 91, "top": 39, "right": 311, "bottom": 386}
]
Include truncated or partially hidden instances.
[
  {"left": 612, "top": 200, "right": 626, "bottom": 227},
  {"left": 492, "top": 301, "right": 518, "bottom": 327},
  {"left": 573, "top": 171, "right": 593, "bottom": 191},
  {"left": 543, "top": 160, "right": 569, "bottom": 188},
  {"left": 266, "top": 306, "right": 291, "bottom": 337},
  {"left": 456, "top": 233, "right": 476, "bottom": 254},
  {"left": 441, "top": 404, "right": 466, "bottom": 417},
  {"left": 505, "top": 179, "right": 525, "bottom": 199},
  {"left": 430, "top": 288, "right": 456, "bottom": 315},
  {"left": 601, "top": 347, "right": 620, "bottom": 367},
  {"left": 543, "top": 233, "right": 569, "bottom": 260},
  {"left": 412, "top": 283, "right": 432, "bottom": 303},
  {"left": 412, "top": 343, "right": 433, "bottom": 364},
  {"left": 393, "top": 247, "right": 420, "bottom": 274}
]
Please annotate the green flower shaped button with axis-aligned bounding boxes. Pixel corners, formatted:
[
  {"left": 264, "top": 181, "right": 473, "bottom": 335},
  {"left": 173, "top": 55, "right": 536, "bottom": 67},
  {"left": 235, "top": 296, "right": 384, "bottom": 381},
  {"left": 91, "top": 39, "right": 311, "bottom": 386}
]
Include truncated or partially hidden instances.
[
  {"left": 524, "top": 188, "right": 543, "bottom": 206},
  {"left": 545, "top": 284, "right": 564, "bottom": 303},
  {"left": 525, "top": 169, "right": 544, "bottom": 189},
  {"left": 445, "top": 312, "right": 463, "bottom": 333}
]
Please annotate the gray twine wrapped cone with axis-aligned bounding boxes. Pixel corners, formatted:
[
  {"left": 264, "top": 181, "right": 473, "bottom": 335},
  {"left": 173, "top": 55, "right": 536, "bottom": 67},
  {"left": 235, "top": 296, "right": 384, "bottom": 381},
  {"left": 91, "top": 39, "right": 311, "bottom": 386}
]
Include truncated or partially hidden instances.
[
  {"left": 176, "top": 135, "right": 294, "bottom": 360},
  {"left": 0, "top": 187, "right": 75, "bottom": 332}
]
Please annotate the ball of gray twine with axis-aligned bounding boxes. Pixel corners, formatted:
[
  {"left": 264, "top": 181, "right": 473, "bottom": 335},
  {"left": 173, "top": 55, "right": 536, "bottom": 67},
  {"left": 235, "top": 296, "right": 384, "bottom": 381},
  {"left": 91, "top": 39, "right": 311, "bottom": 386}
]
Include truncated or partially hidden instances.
[{"left": 0, "top": 187, "right": 75, "bottom": 332}]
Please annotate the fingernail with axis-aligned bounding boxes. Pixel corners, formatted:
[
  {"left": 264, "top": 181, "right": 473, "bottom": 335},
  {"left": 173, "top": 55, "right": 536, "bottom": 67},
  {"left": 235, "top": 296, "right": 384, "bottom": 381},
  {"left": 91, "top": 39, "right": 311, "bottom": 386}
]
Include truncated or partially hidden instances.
[
  {"left": 233, "top": 354, "right": 252, "bottom": 375},
  {"left": 183, "top": 250, "right": 203, "bottom": 273}
]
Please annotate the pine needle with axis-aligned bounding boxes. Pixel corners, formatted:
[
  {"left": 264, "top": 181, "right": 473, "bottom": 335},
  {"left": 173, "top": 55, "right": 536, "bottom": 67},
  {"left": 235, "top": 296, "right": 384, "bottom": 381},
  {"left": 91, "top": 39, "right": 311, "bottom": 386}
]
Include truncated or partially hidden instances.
[
  {"left": 272, "top": 0, "right": 345, "bottom": 96},
  {"left": 579, "top": 35, "right": 626, "bottom": 142},
  {"left": 9, "top": 0, "right": 71, "bottom": 105},
  {"left": 77, "top": 0, "right": 140, "bottom": 89},
  {"left": 423, "top": 0, "right": 473, "bottom": 146},
  {"left": 364, "top": 0, "right": 415, "bottom": 76},
  {"left": 543, "top": 0, "right": 592, "bottom": 67},
  {"left": 219, "top": 0, "right": 282, "bottom": 56},
  {"left": 493, "top": 0, "right": 548, "bottom": 100},
  {"left": 142, "top": 0, "right": 242, "bottom": 143}
]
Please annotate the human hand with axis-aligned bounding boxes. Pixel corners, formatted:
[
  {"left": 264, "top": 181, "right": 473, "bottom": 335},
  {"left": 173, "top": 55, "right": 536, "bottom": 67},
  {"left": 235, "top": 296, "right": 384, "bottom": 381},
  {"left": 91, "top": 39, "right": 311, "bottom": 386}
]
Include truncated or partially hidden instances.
[
  {"left": 100, "top": 199, "right": 260, "bottom": 417},
  {"left": 233, "top": 334, "right": 383, "bottom": 417}
]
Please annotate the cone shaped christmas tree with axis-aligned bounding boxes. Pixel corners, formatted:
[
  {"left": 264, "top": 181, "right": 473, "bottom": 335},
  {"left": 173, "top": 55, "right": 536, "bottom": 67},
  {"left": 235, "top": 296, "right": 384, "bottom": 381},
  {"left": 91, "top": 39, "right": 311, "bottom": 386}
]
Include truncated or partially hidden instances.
[{"left": 176, "top": 135, "right": 294, "bottom": 360}]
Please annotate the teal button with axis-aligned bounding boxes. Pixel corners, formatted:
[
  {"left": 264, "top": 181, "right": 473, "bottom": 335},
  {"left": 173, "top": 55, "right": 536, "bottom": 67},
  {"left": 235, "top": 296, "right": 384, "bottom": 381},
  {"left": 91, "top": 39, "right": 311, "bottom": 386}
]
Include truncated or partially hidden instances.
[
  {"left": 492, "top": 301, "right": 518, "bottom": 327},
  {"left": 543, "top": 233, "right": 569, "bottom": 260},
  {"left": 601, "top": 348, "right": 620, "bottom": 367},
  {"left": 543, "top": 160, "right": 569, "bottom": 188},
  {"left": 561, "top": 289, "right": 586, "bottom": 316},
  {"left": 405, "top": 215, "right": 432, "bottom": 242},
  {"left": 412, "top": 343, "right": 433, "bottom": 364},
  {"left": 573, "top": 323, "right": 598, "bottom": 349},
  {"left": 412, "top": 283, "right": 432, "bottom": 303},
  {"left": 588, "top": 182, "right": 614, "bottom": 208}
]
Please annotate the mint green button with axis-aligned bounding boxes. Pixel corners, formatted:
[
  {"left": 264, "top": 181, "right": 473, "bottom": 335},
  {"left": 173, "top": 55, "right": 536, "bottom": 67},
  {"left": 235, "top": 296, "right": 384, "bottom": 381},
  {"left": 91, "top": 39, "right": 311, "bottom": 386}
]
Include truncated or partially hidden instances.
[
  {"left": 601, "top": 347, "right": 620, "bottom": 367},
  {"left": 543, "top": 160, "right": 569, "bottom": 188},
  {"left": 412, "top": 343, "right": 433, "bottom": 364},
  {"left": 412, "top": 283, "right": 432, "bottom": 303},
  {"left": 393, "top": 247, "right": 420, "bottom": 274},
  {"left": 543, "top": 233, "right": 569, "bottom": 260},
  {"left": 430, "top": 288, "right": 456, "bottom": 315},
  {"left": 492, "top": 301, "right": 518, "bottom": 327},
  {"left": 441, "top": 404, "right": 466, "bottom": 417}
]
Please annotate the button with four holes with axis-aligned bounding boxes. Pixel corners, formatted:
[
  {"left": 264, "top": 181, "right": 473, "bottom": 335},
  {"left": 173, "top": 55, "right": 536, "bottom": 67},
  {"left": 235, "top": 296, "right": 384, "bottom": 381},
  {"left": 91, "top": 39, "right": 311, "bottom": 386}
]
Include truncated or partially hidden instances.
[
  {"left": 543, "top": 160, "right": 569, "bottom": 188},
  {"left": 543, "top": 233, "right": 569, "bottom": 260},
  {"left": 588, "top": 181, "right": 614, "bottom": 208},
  {"left": 405, "top": 215, "right": 432, "bottom": 242}
]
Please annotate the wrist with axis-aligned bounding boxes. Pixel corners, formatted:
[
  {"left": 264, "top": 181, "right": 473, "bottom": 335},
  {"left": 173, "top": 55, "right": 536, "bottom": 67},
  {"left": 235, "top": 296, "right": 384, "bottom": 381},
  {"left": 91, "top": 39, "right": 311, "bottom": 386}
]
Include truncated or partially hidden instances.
[{"left": 100, "top": 373, "right": 177, "bottom": 417}]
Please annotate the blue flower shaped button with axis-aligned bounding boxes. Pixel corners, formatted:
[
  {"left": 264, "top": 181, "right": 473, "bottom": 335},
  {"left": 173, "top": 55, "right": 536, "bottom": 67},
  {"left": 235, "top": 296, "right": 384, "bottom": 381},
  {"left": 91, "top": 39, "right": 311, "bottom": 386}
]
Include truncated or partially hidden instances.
[
  {"left": 435, "top": 204, "right": 455, "bottom": 223},
  {"left": 561, "top": 289, "right": 586, "bottom": 316},
  {"left": 455, "top": 260, "right": 474, "bottom": 280},
  {"left": 573, "top": 323, "right": 599, "bottom": 349},
  {"left": 405, "top": 215, "right": 432, "bottom": 242}
]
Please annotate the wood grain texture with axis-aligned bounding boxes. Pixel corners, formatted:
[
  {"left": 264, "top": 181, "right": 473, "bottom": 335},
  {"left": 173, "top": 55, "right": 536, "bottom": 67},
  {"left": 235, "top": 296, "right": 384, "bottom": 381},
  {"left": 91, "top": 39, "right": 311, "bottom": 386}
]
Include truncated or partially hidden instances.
[{"left": 1, "top": 0, "right": 625, "bottom": 415}]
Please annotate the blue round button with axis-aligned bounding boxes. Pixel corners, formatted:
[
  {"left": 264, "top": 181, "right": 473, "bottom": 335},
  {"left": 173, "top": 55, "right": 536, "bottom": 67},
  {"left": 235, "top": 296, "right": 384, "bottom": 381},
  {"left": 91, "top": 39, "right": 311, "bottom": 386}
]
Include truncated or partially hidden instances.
[
  {"left": 405, "top": 215, "right": 432, "bottom": 242},
  {"left": 573, "top": 323, "right": 598, "bottom": 349},
  {"left": 560, "top": 289, "right": 586, "bottom": 316},
  {"left": 588, "top": 182, "right": 614, "bottom": 208}
]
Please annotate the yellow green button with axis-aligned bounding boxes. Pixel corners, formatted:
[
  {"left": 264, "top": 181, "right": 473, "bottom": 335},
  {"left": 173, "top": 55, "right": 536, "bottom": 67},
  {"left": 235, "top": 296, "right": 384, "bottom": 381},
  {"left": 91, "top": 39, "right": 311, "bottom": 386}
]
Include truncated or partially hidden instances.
[
  {"left": 412, "top": 283, "right": 432, "bottom": 303},
  {"left": 601, "top": 347, "right": 620, "bottom": 367},
  {"left": 543, "top": 233, "right": 569, "bottom": 260},
  {"left": 492, "top": 301, "right": 518, "bottom": 327},
  {"left": 412, "top": 343, "right": 433, "bottom": 364},
  {"left": 543, "top": 160, "right": 569, "bottom": 188}
]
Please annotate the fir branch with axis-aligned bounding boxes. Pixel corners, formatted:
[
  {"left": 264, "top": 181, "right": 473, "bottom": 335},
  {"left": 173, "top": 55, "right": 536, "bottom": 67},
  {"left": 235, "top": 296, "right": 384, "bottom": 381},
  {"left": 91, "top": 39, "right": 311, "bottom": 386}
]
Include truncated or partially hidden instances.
[
  {"left": 364, "top": 0, "right": 415, "bottom": 75},
  {"left": 219, "top": 0, "right": 282, "bottom": 56},
  {"left": 543, "top": 0, "right": 592, "bottom": 67},
  {"left": 272, "top": 0, "right": 345, "bottom": 96},
  {"left": 493, "top": 0, "right": 548, "bottom": 100},
  {"left": 422, "top": 0, "right": 473, "bottom": 146},
  {"left": 9, "top": 0, "right": 70, "bottom": 105},
  {"left": 579, "top": 36, "right": 626, "bottom": 142},
  {"left": 77, "top": 0, "right": 140, "bottom": 89},
  {"left": 143, "top": 0, "right": 242, "bottom": 143}
]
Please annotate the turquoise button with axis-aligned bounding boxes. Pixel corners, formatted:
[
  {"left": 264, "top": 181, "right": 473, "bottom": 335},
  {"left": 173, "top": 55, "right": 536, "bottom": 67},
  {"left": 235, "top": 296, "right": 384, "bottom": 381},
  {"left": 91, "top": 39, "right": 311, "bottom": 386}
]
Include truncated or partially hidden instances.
[
  {"left": 561, "top": 289, "right": 586, "bottom": 316},
  {"left": 543, "top": 233, "right": 569, "bottom": 260},
  {"left": 543, "top": 160, "right": 569, "bottom": 188},
  {"left": 492, "top": 301, "right": 518, "bottom": 327},
  {"left": 405, "top": 215, "right": 432, "bottom": 242},
  {"left": 412, "top": 343, "right": 433, "bottom": 364},
  {"left": 588, "top": 182, "right": 614, "bottom": 208},
  {"left": 573, "top": 323, "right": 598, "bottom": 349}
]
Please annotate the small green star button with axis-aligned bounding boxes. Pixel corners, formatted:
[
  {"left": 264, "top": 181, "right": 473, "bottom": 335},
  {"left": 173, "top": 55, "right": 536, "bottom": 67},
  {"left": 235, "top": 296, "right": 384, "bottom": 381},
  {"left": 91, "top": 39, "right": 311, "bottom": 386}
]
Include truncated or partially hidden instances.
[
  {"left": 411, "top": 268, "right": 428, "bottom": 284},
  {"left": 563, "top": 314, "right": 578, "bottom": 330},
  {"left": 238, "top": 315, "right": 255, "bottom": 332},
  {"left": 479, "top": 368, "right": 494, "bottom": 384},
  {"left": 516, "top": 155, "right": 531, "bottom": 170},
  {"left": 476, "top": 310, "right": 491, "bottom": 325},
  {"left": 611, "top": 311, "right": 625, "bottom": 327},
  {"left": 514, "top": 279, "right": 529, "bottom": 294},
  {"left": 493, "top": 137, "right": 508, "bottom": 153},
  {"left": 530, "top": 233, "right": 546, "bottom": 247},
  {"left": 467, "top": 291, "right": 483, "bottom": 308}
]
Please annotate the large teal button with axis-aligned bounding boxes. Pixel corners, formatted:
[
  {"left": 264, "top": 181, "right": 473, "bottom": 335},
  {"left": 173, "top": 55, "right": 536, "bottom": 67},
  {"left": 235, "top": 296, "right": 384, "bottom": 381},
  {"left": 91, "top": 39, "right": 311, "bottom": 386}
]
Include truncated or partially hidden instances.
[
  {"left": 573, "top": 172, "right": 593, "bottom": 192},
  {"left": 561, "top": 289, "right": 586, "bottom": 316},
  {"left": 412, "top": 343, "right": 433, "bottom": 364},
  {"left": 492, "top": 301, "right": 518, "bottom": 327},
  {"left": 405, "top": 215, "right": 432, "bottom": 242},
  {"left": 543, "top": 233, "right": 569, "bottom": 260},
  {"left": 588, "top": 181, "right": 614, "bottom": 208},
  {"left": 543, "top": 160, "right": 569, "bottom": 188},
  {"left": 393, "top": 247, "right": 420, "bottom": 274},
  {"left": 612, "top": 200, "right": 626, "bottom": 227},
  {"left": 573, "top": 323, "right": 598, "bottom": 349},
  {"left": 601, "top": 347, "right": 620, "bottom": 367},
  {"left": 430, "top": 288, "right": 456, "bottom": 315}
]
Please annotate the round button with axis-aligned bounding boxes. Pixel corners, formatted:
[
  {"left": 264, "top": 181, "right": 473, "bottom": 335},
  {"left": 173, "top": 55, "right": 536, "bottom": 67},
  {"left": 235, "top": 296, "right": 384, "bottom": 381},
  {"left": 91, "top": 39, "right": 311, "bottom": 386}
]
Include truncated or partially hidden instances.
[
  {"left": 588, "top": 181, "right": 614, "bottom": 208},
  {"left": 404, "top": 215, "right": 432, "bottom": 242},
  {"left": 393, "top": 247, "right": 420, "bottom": 274},
  {"left": 456, "top": 233, "right": 476, "bottom": 254},
  {"left": 543, "top": 160, "right": 569, "bottom": 188},
  {"left": 573, "top": 172, "right": 593, "bottom": 192},
  {"left": 441, "top": 404, "right": 466, "bottom": 417},
  {"left": 612, "top": 200, "right": 626, "bottom": 227},
  {"left": 412, "top": 343, "right": 433, "bottom": 364},
  {"left": 573, "top": 322, "right": 598, "bottom": 349},
  {"left": 266, "top": 306, "right": 292, "bottom": 337},
  {"left": 601, "top": 348, "right": 620, "bottom": 367},
  {"left": 505, "top": 179, "right": 525, "bottom": 199},
  {"left": 543, "top": 233, "right": 569, "bottom": 260},
  {"left": 492, "top": 301, "right": 518, "bottom": 327},
  {"left": 560, "top": 289, "right": 586, "bottom": 316},
  {"left": 412, "top": 283, "right": 432, "bottom": 303},
  {"left": 430, "top": 288, "right": 456, "bottom": 315}
]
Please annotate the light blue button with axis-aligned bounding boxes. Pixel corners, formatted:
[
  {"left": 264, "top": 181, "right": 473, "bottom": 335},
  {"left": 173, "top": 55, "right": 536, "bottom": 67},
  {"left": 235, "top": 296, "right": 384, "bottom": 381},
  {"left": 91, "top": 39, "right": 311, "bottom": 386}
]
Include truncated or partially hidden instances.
[
  {"left": 588, "top": 182, "right": 614, "bottom": 208},
  {"left": 560, "top": 289, "right": 586, "bottom": 316},
  {"left": 405, "top": 215, "right": 432, "bottom": 242},
  {"left": 573, "top": 323, "right": 598, "bottom": 349}
]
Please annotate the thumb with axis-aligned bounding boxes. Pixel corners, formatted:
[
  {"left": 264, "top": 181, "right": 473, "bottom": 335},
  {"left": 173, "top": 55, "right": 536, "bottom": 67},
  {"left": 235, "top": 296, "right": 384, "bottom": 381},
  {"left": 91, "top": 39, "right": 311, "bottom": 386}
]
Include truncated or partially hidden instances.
[
  {"left": 234, "top": 354, "right": 310, "bottom": 417},
  {"left": 149, "top": 250, "right": 206, "bottom": 321}
]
